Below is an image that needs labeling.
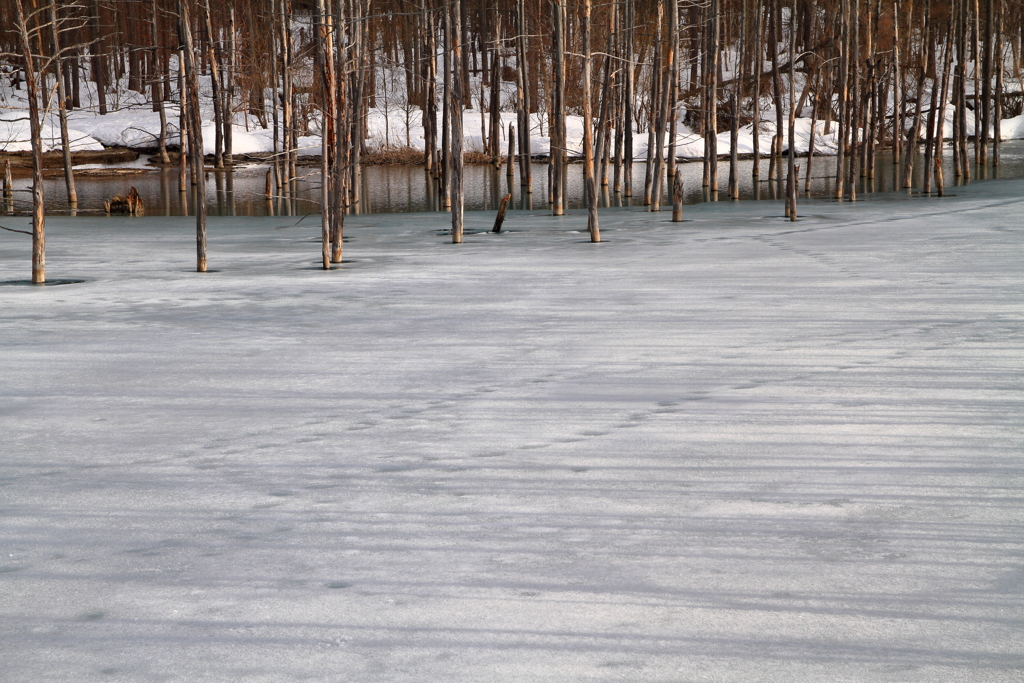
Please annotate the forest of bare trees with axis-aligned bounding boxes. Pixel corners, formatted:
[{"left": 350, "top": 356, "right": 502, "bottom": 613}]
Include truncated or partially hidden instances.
[{"left": 2, "top": 0, "right": 1022, "bottom": 279}]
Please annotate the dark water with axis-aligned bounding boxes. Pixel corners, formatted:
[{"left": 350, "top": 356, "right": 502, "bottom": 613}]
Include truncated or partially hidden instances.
[{"left": 6, "top": 141, "right": 1024, "bottom": 217}]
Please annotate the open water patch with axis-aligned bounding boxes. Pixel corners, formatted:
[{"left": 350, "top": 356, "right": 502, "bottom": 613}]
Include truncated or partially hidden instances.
[
  {"left": 301, "top": 260, "right": 361, "bottom": 270},
  {"left": 0, "top": 278, "right": 86, "bottom": 287}
]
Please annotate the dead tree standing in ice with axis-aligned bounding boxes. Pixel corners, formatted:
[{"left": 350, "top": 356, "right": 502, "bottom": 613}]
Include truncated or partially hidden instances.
[
  {"left": 151, "top": 0, "right": 172, "bottom": 166},
  {"left": 786, "top": 0, "right": 797, "bottom": 219},
  {"left": 582, "top": 0, "right": 600, "bottom": 242},
  {"left": 622, "top": 0, "right": 634, "bottom": 198},
  {"left": 178, "top": 0, "right": 207, "bottom": 272},
  {"left": 200, "top": 0, "right": 224, "bottom": 169},
  {"left": 551, "top": 0, "right": 566, "bottom": 216},
  {"left": 11, "top": 0, "right": 47, "bottom": 282},
  {"left": 514, "top": 0, "right": 531, "bottom": 194},
  {"left": 47, "top": 0, "right": 78, "bottom": 209},
  {"left": 316, "top": 0, "right": 334, "bottom": 269},
  {"left": 450, "top": 0, "right": 465, "bottom": 243},
  {"left": 707, "top": 0, "right": 720, "bottom": 196}
]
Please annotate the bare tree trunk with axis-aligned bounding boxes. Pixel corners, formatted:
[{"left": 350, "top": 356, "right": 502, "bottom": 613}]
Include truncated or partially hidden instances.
[
  {"left": 612, "top": 2, "right": 624, "bottom": 196},
  {"left": 71, "top": 52, "right": 81, "bottom": 109},
  {"left": 91, "top": 0, "right": 107, "bottom": 115},
  {"left": 332, "top": 0, "right": 348, "bottom": 262},
  {"left": 665, "top": 0, "right": 678, "bottom": 196},
  {"left": 903, "top": 27, "right": 928, "bottom": 189},
  {"left": 892, "top": 0, "right": 902, "bottom": 163},
  {"left": 623, "top": 0, "right": 634, "bottom": 197},
  {"left": 651, "top": 0, "right": 668, "bottom": 211},
  {"left": 993, "top": 0, "right": 1003, "bottom": 167},
  {"left": 3, "top": 160, "right": 12, "bottom": 214},
  {"left": 552, "top": 0, "right": 565, "bottom": 215},
  {"left": 671, "top": 168, "right": 683, "bottom": 220},
  {"left": 316, "top": 0, "right": 333, "bottom": 269},
  {"left": 179, "top": 0, "right": 207, "bottom": 272},
  {"left": 582, "top": 0, "right": 600, "bottom": 242},
  {"left": 980, "top": 0, "right": 992, "bottom": 166},
  {"left": 644, "top": 12, "right": 662, "bottom": 204},
  {"left": 708, "top": 0, "right": 720, "bottom": 195},
  {"left": 958, "top": 0, "right": 970, "bottom": 180},
  {"left": 935, "top": 20, "right": 954, "bottom": 196},
  {"left": 280, "top": 0, "right": 294, "bottom": 189},
  {"left": 847, "top": 0, "right": 859, "bottom": 201},
  {"left": 441, "top": 3, "right": 451, "bottom": 207},
  {"left": 923, "top": 33, "right": 942, "bottom": 194},
  {"left": 805, "top": 86, "right": 816, "bottom": 193},
  {"left": 835, "top": 0, "right": 848, "bottom": 198},
  {"left": 423, "top": 0, "right": 438, "bottom": 176},
  {"left": 270, "top": 0, "right": 281, "bottom": 189},
  {"left": 488, "top": 1, "right": 501, "bottom": 167},
  {"left": 48, "top": 0, "right": 77, "bottom": 207},
  {"left": 178, "top": 47, "right": 189, "bottom": 192},
  {"left": 15, "top": 0, "right": 45, "bottom": 282},
  {"left": 769, "top": 0, "right": 783, "bottom": 186},
  {"left": 596, "top": 7, "right": 616, "bottom": 189},
  {"left": 865, "top": 1, "right": 877, "bottom": 180},
  {"left": 752, "top": 0, "right": 762, "bottom": 179},
  {"left": 787, "top": 0, "right": 797, "bottom": 219},
  {"left": 200, "top": 0, "right": 223, "bottom": 169},
  {"left": 507, "top": 123, "right": 515, "bottom": 180},
  {"left": 152, "top": 0, "right": 171, "bottom": 165},
  {"left": 450, "top": 0, "right": 464, "bottom": 243},
  {"left": 972, "top": 0, "right": 981, "bottom": 165},
  {"left": 225, "top": 6, "right": 236, "bottom": 166},
  {"left": 729, "top": 90, "right": 740, "bottom": 199},
  {"left": 515, "top": 0, "right": 531, "bottom": 191}
]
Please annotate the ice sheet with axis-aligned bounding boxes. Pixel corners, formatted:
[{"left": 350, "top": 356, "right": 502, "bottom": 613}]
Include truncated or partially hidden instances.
[{"left": 1, "top": 178, "right": 1022, "bottom": 681}]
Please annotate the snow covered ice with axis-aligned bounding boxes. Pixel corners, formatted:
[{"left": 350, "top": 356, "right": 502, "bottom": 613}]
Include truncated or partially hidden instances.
[{"left": 1, "top": 177, "right": 1022, "bottom": 681}]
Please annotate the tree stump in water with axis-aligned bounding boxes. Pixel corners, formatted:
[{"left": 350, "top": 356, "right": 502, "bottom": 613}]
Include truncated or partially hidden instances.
[{"left": 104, "top": 187, "right": 145, "bottom": 216}]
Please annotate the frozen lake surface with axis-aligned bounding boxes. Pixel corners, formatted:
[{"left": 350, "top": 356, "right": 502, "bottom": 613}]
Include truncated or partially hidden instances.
[{"left": 1, "top": 180, "right": 1022, "bottom": 681}]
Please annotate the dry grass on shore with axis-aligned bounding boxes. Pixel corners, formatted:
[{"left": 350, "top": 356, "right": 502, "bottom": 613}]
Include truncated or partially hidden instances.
[{"left": 361, "top": 147, "right": 499, "bottom": 166}]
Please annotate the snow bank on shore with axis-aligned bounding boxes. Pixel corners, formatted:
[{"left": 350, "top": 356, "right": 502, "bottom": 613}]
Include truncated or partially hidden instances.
[{"left": 3, "top": 75, "right": 1021, "bottom": 161}]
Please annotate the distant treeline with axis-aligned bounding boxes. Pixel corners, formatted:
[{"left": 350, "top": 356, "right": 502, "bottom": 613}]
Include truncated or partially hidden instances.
[{"left": 3, "top": 0, "right": 1022, "bottom": 280}]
